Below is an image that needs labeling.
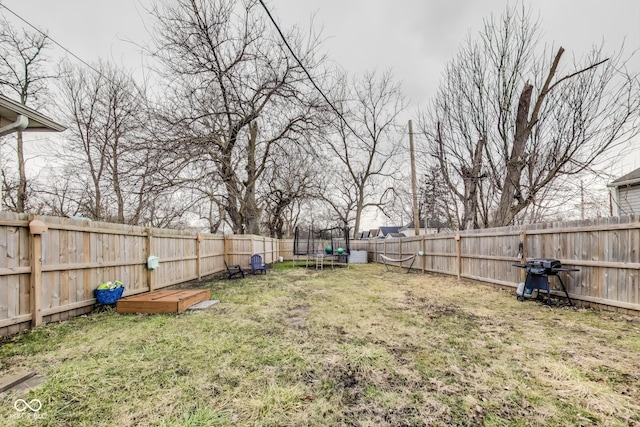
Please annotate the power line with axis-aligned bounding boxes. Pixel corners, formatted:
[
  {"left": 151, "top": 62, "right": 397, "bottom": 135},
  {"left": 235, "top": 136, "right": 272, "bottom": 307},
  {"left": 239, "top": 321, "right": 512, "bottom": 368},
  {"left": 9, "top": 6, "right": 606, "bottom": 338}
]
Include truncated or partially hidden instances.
[
  {"left": 0, "top": 3, "right": 108, "bottom": 81},
  {"left": 257, "top": 0, "right": 363, "bottom": 142},
  {"left": 0, "top": 4, "right": 165, "bottom": 120},
  {"left": 3, "top": 0, "right": 366, "bottom": 144}
]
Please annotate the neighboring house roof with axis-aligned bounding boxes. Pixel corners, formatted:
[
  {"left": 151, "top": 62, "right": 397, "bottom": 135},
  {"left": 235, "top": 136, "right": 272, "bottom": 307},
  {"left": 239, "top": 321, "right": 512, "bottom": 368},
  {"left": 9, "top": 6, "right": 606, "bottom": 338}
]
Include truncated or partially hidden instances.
[
  {"left": 369, "top": 228, "right": 379, "bottom": 237},
  {"left": 608, "top": 167, "right": 640, "bottom": 188},
  {"left": 385, "top": 232, "right": 406, "bottom": 239},
  {"left": 0, "top": 94, "right": 66, "bottom": 135},
  {"left": 400, "top": 219, "right": 449, "bottom": 231},
  {"left": 403, "top": 219, "right": 426, "bottom": 229},
  {"left": 379, "top": 226, "right": 401, "bottom": 236}
]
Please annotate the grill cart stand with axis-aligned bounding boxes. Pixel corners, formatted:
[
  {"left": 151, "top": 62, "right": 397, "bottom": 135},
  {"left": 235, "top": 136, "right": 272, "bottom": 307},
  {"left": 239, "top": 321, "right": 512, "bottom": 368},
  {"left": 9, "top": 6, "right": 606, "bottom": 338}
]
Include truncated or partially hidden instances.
[{"left": 512, "top": 258, "right": 578, "bottom": 306}]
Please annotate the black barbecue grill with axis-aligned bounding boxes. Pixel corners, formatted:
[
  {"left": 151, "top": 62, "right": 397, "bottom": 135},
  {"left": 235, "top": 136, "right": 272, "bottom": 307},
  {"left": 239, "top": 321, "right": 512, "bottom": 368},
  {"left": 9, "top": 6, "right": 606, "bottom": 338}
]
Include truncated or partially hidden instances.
[{"left": 512, "top": 258, "right": 578, "bottom": 306}]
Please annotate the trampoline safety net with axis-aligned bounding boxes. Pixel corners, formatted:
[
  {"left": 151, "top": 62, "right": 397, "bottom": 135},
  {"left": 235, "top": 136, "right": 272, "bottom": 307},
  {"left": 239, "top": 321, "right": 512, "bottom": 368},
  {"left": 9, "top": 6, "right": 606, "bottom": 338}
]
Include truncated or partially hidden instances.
[{"left": 293, "top": 226, "right": 350, "bottom": 256}]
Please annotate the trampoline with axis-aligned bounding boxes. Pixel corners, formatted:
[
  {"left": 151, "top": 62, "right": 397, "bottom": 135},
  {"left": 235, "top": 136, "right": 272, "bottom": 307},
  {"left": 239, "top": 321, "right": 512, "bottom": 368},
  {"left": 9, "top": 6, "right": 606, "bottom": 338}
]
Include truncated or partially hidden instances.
[{"left": 293, "top": 226, "right": 351, "bottom": 268}]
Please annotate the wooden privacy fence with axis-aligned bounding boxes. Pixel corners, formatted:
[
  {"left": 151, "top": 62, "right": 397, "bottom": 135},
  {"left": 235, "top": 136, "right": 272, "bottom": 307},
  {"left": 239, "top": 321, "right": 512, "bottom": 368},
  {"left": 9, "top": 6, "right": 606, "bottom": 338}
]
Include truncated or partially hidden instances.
[
  {"left": 351, "top": 215, "right": 640, "bottom": 315},
  {"left": 2, "top": 212, "right": 638, "bottom": 337},
  {"left": 0, "top": 212, "right": 281, "bottom": 337}
]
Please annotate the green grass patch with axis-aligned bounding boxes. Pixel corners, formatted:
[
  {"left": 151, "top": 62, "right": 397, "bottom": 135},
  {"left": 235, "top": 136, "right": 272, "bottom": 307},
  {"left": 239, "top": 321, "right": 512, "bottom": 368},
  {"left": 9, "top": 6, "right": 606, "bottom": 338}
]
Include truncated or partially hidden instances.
[{"left": 1, "top": 264, "right": 638, "bottom": 426}]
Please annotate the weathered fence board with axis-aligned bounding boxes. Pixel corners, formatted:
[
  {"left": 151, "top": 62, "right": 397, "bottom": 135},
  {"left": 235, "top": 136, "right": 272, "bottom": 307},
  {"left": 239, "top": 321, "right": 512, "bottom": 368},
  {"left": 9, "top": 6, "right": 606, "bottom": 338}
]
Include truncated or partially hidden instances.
[
  {"left": 279, "top": 239, "right": 294, "bottom": 261},
  {"left": 0, "top": 213, "right": 284, "bottom": 336},
  {"left": 353, "top": 216, "right": 640, "bottom": 315},
  {"left": 2, "top": 213, "right": 639, "bottom": 336}
]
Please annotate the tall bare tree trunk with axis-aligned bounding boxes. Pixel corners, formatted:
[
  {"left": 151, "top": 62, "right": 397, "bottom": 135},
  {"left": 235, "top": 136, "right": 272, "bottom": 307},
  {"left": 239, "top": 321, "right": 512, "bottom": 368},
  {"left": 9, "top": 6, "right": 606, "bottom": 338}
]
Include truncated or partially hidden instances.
[
  {"left": 244, "top": 122, "right": 261, "bottom": 235},
  {"left": 16, "top": 131, "right": 27, "bottom": 213},
  {"left": 221, "top": 147, "right": 242, "bottom": 234},
  {"left": 493, "top": 84, "right": 533, "bottom": 226},
  {"left": 112, "top": 136, "right": 125, "bottom": 223},
  {"left": 462, "top": 138, "right": 486, "bottom": 230},
  {"left": 493, "top": 48, "right": 567, "bottom": 226},
  {"left": 353, "top": 187, "right": 365, "bottom": 239}
]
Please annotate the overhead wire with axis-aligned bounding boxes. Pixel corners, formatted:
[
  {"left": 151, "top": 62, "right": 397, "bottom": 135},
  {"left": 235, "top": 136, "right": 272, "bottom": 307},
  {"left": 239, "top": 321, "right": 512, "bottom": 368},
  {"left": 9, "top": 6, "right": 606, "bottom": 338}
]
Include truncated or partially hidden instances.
[
  {"left": 0, "top": 2, "right": 167, "bottom": 134},
  {"left": 257, "top": 0, "right": 366, "bottom": 144},
  {"left": 3, "top": 0, "right": 368, "bottom": 145},
  {"left": 0, "top": 3, "right": 111, "bottom": 83}
]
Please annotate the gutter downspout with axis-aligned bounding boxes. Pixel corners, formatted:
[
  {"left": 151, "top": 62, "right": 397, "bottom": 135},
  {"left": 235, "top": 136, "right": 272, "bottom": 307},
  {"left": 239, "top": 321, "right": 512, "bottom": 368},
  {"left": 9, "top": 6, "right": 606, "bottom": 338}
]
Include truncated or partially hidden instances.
[{"left": 0, "top": 114, "right": 29, "bottom": 137}]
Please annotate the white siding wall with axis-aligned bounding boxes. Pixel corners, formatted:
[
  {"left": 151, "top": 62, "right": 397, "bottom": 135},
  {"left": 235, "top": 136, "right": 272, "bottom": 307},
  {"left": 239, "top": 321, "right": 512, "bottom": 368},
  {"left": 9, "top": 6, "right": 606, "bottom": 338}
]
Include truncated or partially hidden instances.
[
  {"left": 617, "top": 185, "right": 640, "bottom": 215},
  {"left": 400, "top": 228, "right": 439, "bottom": 237}
]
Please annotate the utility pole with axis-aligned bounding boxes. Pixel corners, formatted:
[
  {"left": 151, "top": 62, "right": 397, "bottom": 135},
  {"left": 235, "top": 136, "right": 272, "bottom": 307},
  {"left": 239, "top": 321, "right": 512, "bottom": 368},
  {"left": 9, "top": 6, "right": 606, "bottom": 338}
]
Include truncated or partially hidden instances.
[
  {"left": 580, "top": 180, "right": 585, "bottom": 221},
  {"left": 609, "top": 190, "right": 613, "bottom": 217},
  {"left": 409, "top": 120, "right": 420, "bottom": 235}
]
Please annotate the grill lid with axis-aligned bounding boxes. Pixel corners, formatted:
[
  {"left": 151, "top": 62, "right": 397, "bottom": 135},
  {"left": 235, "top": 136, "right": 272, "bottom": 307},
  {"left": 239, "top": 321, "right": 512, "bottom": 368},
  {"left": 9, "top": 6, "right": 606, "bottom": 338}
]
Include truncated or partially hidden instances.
[{"left": 526, "top": 258, "right": 561, "bottom": 270}]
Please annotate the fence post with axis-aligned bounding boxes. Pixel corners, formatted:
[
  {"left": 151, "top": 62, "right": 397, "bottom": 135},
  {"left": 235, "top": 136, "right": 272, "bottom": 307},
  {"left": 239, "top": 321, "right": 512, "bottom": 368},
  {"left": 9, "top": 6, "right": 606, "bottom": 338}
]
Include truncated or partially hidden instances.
[
  {"left": 29, "top": 217, "right": 47, "bottom": 328},
  {"left": 519, "top": 228, "right": 528, "bottom": 281},
  {"left": 196, "top": 234, "right": 203, "bottom": 281},
  {"left": 383, "top": 239, "right": 386, "bottom": 264},
  {"left": 146, "top": 228, "right": 154, "bottom": 292},
  {"left": 519, "top": 229, "right": 527, "bottom": 263},
  {"left": 422, "top": 235, "right": 426, "bottom": 274},
  {"left": 455, "top": 233, "right": 462, "bottom": 280},
  {"left": 223, "top": 235, "right": 229, "bottom": 265},
  {"left": 273, "top": 238, "right": 277, "bottom": 263}
]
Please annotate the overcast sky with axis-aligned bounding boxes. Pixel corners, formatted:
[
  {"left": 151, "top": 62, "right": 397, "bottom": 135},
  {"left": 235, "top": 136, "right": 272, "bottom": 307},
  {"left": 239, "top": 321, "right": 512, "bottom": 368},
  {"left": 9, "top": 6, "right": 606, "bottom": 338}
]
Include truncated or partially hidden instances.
[
  {"left": 4, "top": 1, "right": 638, "bottom": 102},
  {"left": 1, "top": 0, "right": 639, "bottom": 224}
]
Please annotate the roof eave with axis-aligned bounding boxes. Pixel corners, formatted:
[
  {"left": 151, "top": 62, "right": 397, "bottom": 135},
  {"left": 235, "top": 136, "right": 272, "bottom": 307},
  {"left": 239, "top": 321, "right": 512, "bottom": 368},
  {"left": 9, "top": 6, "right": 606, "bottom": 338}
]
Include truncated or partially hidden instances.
[
  {"left": 607, "top": 178, "right": 640, "bottom": 188},
  {"left": 0, "top": 94, "right": 66, "bottom": 133}
]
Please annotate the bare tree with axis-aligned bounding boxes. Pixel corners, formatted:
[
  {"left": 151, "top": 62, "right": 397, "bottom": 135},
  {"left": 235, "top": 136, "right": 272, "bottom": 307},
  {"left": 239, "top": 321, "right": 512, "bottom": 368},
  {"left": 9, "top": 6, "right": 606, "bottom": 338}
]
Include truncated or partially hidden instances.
[
  {"left": 0, "top": 16, "right": 52, "bottom": 213},
  {"left": 382, "top": 164, "right": 457, "bottom": 231},
  {"left": 261, "top": 145, "right": 322, "bottom": 238},
  {"left": 198, "top": 197, "right": 226, "bottom": 234},
  {"left": 418, "top": 5, "right": 640, "bottom": 228},
  {"left": 29, "top": 168, "right": 83, "bottom": 217},
  {"left": 418, "top": 165, "right": 457, "bottom": 230},
  {"left": 52, "top": 60, "right": 185, "bottom": 225},
  {"left": 147, "top": 0, "right": 327, "bottom": 235},
  {"left": 323, "top": 70, "right": 406, "bottom": 236}
]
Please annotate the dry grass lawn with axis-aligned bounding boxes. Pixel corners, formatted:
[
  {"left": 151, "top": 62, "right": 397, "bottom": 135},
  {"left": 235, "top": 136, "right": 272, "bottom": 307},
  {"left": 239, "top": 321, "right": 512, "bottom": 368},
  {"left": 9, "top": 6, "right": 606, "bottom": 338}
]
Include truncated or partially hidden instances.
[{"left": 0, "top": 263, "right": 638, "bottom": 426}]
